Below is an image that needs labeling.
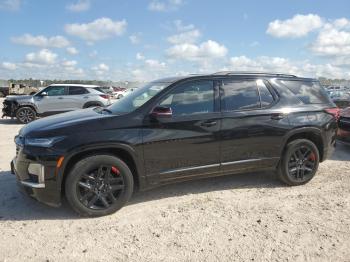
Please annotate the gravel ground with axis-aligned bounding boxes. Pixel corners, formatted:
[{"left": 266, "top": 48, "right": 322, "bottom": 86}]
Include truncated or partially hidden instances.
[{"left": 0, "top": 98, "right": 350, "bottom": 262}]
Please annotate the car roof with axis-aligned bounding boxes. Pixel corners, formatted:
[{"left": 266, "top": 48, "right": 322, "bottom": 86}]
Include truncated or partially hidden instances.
[
  {"left": 49, "top": 84, "right": 100, "bottom": 88},
  {"left": 153, "top": 72, "right": 316, "bottom": 83}
]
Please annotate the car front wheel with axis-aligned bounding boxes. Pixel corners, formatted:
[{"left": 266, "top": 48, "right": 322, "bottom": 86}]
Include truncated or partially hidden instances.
[
  {"left": 16, "top": 107, "right": 36, "bottom": 124},
  {"left": 65, "top": 154, "right": 134, "bottom": 217},
  {"left": 278, "top": 139, "right": 320, "bottom": 186}
]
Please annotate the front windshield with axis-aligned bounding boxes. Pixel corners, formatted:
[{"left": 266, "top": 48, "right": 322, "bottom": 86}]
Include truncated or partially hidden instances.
[{"left": 107, "top": 82, "right": 169, "bottom": 113}]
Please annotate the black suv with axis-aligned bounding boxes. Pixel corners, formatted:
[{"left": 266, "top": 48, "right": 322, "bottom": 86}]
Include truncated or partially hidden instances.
[{"left": 11, "top": 72, "right": 338, "bottom": 216}]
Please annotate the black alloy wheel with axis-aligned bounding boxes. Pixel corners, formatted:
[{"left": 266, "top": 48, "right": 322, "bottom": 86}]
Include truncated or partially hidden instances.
[
  {"left": 77, "top": 165, "right": 125, "bottom": 210},
  {"left": 278, "top": 139, "right": 320, "bottom": 186},
  {"left": 65, "top": 155, "right": 134, "bottom": 217},
  {"left": 287, "top": 145, "right": 317, "bottom": 182}
]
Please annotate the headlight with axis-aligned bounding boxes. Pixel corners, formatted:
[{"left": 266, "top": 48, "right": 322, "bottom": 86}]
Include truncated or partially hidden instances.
[{"left": 25, "top": 136, "right": 65, "bottom": 147}]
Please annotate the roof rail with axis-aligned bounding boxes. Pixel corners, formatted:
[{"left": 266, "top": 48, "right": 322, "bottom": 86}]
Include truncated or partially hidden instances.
[{"left": 212, "top": 71, "right": 297, "bottom": 78}]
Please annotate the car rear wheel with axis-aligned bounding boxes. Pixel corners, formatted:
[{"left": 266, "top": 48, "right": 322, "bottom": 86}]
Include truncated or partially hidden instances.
[
  {"left": 277, "top": 139, "right": 320, "bottom": 186},
  {"left": 16, "top": 107, "right": 36, "bottom": 124},
  {"left": 65, "top": 154, "right": 134, "bottom": 217}
]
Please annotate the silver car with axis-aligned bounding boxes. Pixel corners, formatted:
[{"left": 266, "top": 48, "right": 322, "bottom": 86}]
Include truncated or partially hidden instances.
[{"left": 2, "top": 84, "right": 111, "bottom": 124}]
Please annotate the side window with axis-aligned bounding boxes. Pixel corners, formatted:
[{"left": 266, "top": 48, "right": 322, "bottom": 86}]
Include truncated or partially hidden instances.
[
  {"left": 69, "top": 86, "right": 88, "bottom": 95},
  {"left": 258, "top": 81, "right": 274, "bottom": 107},
  {"left": 279, "top": 80, "right": 332, "bottom": 104},
  {"left": 221, "top": 80, "right": 260, "bottom": 111},
  {"left": 45, "top": 86, "right": 65, "bottom": 96},
  {"left": 159, "top": 80, "right": 214, "bottom": 116}
]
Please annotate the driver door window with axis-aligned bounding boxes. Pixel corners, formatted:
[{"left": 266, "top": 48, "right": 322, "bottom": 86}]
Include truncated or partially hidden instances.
[
  {"left": 159, "top": 80, "right": 214, "bottom": 116},
  {"left": 45, "top": 86, "right": 66, "bottom": 96}
]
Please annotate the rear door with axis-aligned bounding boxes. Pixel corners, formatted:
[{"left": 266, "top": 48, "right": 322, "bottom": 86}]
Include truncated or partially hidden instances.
[
  {"left": 219, "top": 78, "right": 289, "bottom": 173},
  {"left": 66, "top": 86, "right": 90, "bottom": 109},
  {"left": 142, "top": 79, "right": 221, "bottom": 184}
]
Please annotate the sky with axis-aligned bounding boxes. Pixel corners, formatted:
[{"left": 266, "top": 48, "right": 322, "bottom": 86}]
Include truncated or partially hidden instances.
[{"left": 0, "top": 0, "right": 349, "bottom": 81}]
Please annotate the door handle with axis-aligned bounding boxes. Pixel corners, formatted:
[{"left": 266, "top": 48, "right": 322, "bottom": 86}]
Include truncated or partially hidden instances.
[
  {"left": 58, "top": 97, "right": 64, "bottom": 99},
  {"left": 201, "top": 121, "right": 217, "bottom": 127},
  {"left": 271, "top": 113, "right": 285, "bottom": 120}
]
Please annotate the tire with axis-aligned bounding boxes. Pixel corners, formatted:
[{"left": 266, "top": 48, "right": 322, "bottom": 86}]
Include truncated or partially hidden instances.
[
  {"left": 16, "top": 107, "right": 36, "bottom": 124},
  {"left": 0, "top": 91, "right": 5, "bottom": 98},
  {"left": 117, "top": 94, "right": 123, "bottom": 99},
  {"left": 277, "top": 139, "right": 320, "bottom": 186},
  {"left": 65, "top": 154, "right": 134, "bottom": 217}
]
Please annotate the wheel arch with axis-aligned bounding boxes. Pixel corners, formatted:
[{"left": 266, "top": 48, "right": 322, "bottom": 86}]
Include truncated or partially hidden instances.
[
  {"left": 59, "top": 144, "right": 144, "bottom": 196},
  {"left": 281, "top": 127, "right": 325, "bottom": 162},
  {"left": 83, "top": 101, "right": 103, "bottom": 108}
]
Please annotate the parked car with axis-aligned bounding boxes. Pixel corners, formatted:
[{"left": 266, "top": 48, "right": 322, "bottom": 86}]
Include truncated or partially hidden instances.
[
  {"left": 2, "top": 84, "right": 111, "bottom": 124},
  {"left": 338, "top": 107, "right": 350, "bottom": 145},
  {"left": 11, "top": 72, "right": 337, "bottom": 216}
]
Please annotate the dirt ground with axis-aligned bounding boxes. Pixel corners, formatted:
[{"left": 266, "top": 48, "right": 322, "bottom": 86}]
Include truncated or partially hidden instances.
[{"left": 0, "top": 98, "right": 349, "bottom": 262}]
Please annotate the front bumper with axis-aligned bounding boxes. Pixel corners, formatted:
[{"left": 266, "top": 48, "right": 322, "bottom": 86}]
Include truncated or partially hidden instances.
[
  {"left": 2, "top": 100, "right": 17, "bottom": 118},
  {"left": 11, "top": 146, "right": 62, "bottom": 207}
]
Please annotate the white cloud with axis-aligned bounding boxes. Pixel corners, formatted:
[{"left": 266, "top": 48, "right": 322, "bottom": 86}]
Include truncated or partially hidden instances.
[
  {"left": 173, "top": 20, "right": 195, "bottom": 32},
  {"left": 66, "top": 47, "right": 79, "bottom": 55},
  {"left": 65, "top": 17, "right": 127, "bottom": 42},
  {"left": 167, "top": 20, "right": 201, "bottom": 44},
  {"left": 129, "top": 33, "right": 141, "bottom": 44},
  {"left": 11, "top": 34, "right": 70, "bottom": 48},
  {"left": 62, "top": 60, "right": 77, "bottom": 67},
  {"left": 145, "top": 59, "right": 166, "bottom": 70},
  {"left": 136, "top": 52, "right": 145, "bottom": 60},
  {"left": 167, "top": 40, "right": 228, "bottom": 62},
  {"left": 310, "top": 18, "right": 350, "bottom": 57},
  {"left": 25, "top": 49, "right": 58, "bottom": 65},
  {"left": 1, "top": 62, "right": 17, "bottom": 70},
  {"left": 148, "top": 0, "right": 184, "bottom": 12},
  {"left": 226, "top": 55, "right": 350, "bottom": 79},
  {"left": 66, "top": 0, "right": 90, "bottom": 12},
  {"left": 267, "top": 14, "right": 323, "bottom": 38},
  {"left": 0, "top": 0, "right": 21, "bottom": 10},
  {"left": 92, "top": 63, "right": 110, "bottom": 76},
  {"left": 167, "top": 29, "right": 201, "bottom": 44}
]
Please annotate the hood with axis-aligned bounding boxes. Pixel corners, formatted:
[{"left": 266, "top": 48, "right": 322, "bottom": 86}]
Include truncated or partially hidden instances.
[
  {"left": 20, "top": 108, "right": 115, "bottom": 137},
  {"left": 5, "top": 95, "right": 33, "bottom": 101}
]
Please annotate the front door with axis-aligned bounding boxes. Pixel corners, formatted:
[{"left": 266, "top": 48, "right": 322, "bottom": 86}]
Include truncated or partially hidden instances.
[
  {"left": 142, "top": 80, "right": 221, "bottom": 185},
  {"left": 34, "top": 85, "right": 69, "bottom": 114}
]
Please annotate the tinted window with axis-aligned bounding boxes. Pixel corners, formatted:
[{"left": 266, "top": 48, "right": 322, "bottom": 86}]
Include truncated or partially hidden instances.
[
  {"left": 280, "top": 80, "right": 332, "bottom": 104},
  {"left": 69, "top": 86, "right": 88, "bottom": 95},
  {"left": 221, "top": 80, "right": 260, "bottom": 111},
  {"left": 45, "top": 86, "right": 65, "bottom": 96},
  {"left": 160, "top": 80, "right": 214, "bottom": 116},
  {"left": 258, "top": 81, "right": 274, "bottom": 107}
]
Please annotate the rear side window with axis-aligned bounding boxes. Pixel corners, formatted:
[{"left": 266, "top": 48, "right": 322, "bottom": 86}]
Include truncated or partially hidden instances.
[
  {"left": 279, "top": 80, "right": 331, "bottom": 104},
  {"left": 69, "top": 86, "right": 89, "bottom": 95},
  {"left": 221, "top": 80, "right": 260, "bottom": 111}
]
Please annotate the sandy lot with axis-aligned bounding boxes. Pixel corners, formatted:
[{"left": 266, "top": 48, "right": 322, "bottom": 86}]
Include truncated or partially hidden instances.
[{"left": 0, "top": 98, "right": 349, "bottom": 262}]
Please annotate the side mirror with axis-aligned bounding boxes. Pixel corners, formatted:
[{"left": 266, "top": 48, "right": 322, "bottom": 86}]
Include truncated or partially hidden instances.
[
  {"left": 150, "top": 106, "right": 172, "bottom": 119},
  {"left": 40, "top": 92, "right": 48, "bottom": 96}
]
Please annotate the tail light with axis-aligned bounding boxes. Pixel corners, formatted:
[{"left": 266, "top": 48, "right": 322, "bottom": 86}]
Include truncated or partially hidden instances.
[
  {"left": 324, "top": 108, "right": 340, "bottom": 120},
  {"left": 99, "top": 94, "right": 110, "bottom": 99}
]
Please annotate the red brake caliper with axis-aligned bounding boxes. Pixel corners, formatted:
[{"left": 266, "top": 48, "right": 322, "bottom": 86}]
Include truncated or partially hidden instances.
[
  {"left": 309, "top": 152, "right": 316, "bottom": 161},
  {"left": 111, "top": 166, "right": 120, "bottom": 176}
]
